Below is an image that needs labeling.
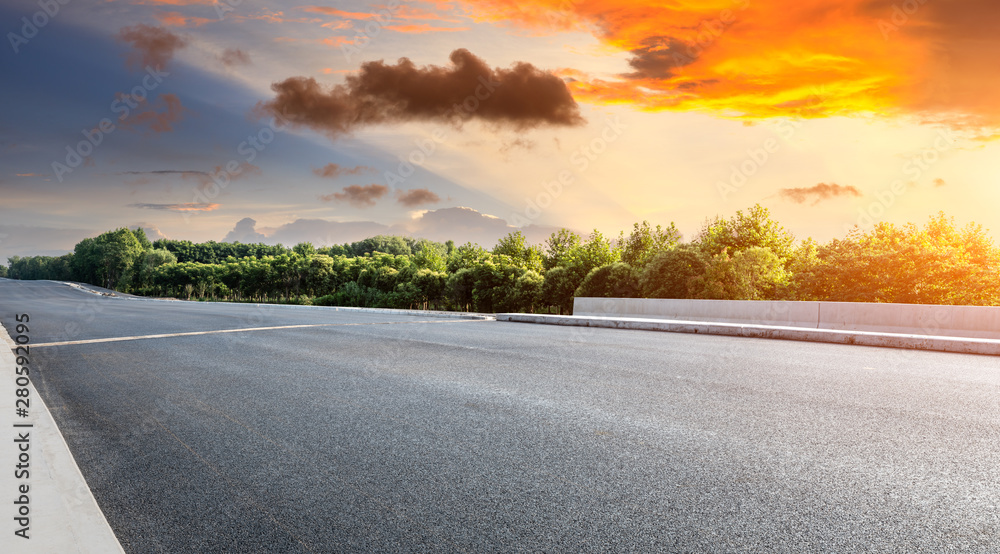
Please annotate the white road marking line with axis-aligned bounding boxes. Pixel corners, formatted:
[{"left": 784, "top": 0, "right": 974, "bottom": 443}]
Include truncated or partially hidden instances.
[{"left": 30, "top": 319, "right": 491, "bottom": 348}]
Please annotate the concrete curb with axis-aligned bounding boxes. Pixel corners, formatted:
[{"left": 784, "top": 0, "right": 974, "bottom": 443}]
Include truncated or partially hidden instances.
[
  {"left": 1, "top": 323, "right": 125, "bottom": 553},
  {"left": 496, "top": 313, "right": 1000, "bottom": 356}
]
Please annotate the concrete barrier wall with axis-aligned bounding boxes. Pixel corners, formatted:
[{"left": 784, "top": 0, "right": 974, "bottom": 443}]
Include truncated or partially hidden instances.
[{"left": 573, "top": 298, "right": 1000, "bottom": 340}]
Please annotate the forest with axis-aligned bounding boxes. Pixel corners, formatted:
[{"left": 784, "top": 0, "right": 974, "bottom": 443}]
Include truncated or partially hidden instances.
[{"left": 4, "top": 205, "right": 1000, "bottom": 313}]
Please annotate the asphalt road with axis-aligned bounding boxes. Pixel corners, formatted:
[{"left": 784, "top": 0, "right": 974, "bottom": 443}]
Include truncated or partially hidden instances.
[{"left": 3, "top": 279, "right": 999, "bottom": 552}]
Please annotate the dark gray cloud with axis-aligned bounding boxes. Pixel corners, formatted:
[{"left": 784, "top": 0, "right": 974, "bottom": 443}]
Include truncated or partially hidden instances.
[
  {"left": 396, "top": 188, "right": 441, "bottom": 207},
  {"left": 625, "top": 36, "right": 696, "bottom": 80},
  {"left": 320, "top": 184, "right": 389, "bottom": 208},
  {"left": 257, "top": 48, "right": 585, "bottom": 137}
]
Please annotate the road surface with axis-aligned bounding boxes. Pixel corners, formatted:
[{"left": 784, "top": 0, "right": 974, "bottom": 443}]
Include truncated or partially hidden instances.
[{"left": 2, "top": 279, "right": 999, "bottom": 552}]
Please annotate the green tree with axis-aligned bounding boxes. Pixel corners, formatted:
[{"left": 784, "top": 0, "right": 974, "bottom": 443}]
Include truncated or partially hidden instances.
[
  {"left": 293, "top": 242, "right": 316, "bottom": 256},
  {"left": 446, "top": 242, "right": 489, "bottom": 273},
  {"left": 808, "top": 214, "right": 1000, "bottom": 305},
  {"left": 412, "top": 241, "right": 447, "bottom": 272},
  {"left": 696, "top": 204, "right": 795, "bottom": 264},
  {"left": 446, "top": 268, "right": 476, "bottom": 311},
  {"left": 350, "top": 235, "right": 413, "bottom": 256},
  {"left": 618, "top": 221, "right": 681, "bottom": 269},
  {"left": 541, "top": 266, "right": 581, "bottom": 314},
  {"left": 690, "top": 247, "right": 787, "bottom": 300},
  {"left": 304, "top": 254, "right": 336, "bottom": 296},
  {"left": 512, "top": 270, "right": 544, "bottom": 312},
  {"left": 575, "top": 263, "right": 640, "bottom": 298},
  {"left": 136, "top": 248, "right": 178, "bottom": 290},
  {"left": 786, "top": 239, "right": 822, "bottom": 300},
  {"left": 493, "top": 231, "right": 545, "bottom": 272},
  {"left": 639, "top": 245, "right": 707, "bottom": 299},
  {"left": 543, "top": 228, "right": 581, "bottom": 270},
  {"left": 75, "top": 228, "right": 148, "bottom": 290},
  {"left": 575, "top": 230, "right": 620, "bottom": 275},
  {"left": 411, "top": 268, "right": 447, "bottom": 309}
]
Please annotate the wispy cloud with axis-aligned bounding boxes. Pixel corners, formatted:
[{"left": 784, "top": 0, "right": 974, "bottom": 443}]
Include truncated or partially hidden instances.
[
  {"left": 131, "top": 0, "right": 215, "bottom": 5},
  {"left": 119, "top": 93, "right": 188, "bottom": 134},
  {"left": 779, "top": 183, "right": 862, "bottom": 205},
  {"left": 128, "top": 202, "right": 220, "bottom": 212},
  {"left": 220, "top": 48, "right": 252, "bottom": 66},
  {"left": 312, "top": 163, "right": 372, "bottom": 179},
  {"left": 119, "top": 163, "right": 259, "bottom": 188}
]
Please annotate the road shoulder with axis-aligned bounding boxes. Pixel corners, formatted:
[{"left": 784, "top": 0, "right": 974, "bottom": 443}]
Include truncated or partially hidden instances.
[{"left": 1, "top": 321, "right": 125, "bottom": 553}]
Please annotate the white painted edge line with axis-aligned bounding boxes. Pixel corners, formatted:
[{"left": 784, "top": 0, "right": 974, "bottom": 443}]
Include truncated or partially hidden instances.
[
  {"left": 1, "top": 323, "right": 125, "bottom": 553},
  {"left": 496, "top": 313, "right": 1000, "bottom": 356}
]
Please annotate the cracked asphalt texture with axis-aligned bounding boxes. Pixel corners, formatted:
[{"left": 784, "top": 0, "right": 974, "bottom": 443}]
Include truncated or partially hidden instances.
[{"left": 2, "top": 279, "right": 999, "bottom": 552}]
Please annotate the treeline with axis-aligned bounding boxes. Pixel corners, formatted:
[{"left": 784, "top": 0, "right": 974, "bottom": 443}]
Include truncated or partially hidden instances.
[{"left": 5, "top": 206, "right": 1000, "bottom": 311}]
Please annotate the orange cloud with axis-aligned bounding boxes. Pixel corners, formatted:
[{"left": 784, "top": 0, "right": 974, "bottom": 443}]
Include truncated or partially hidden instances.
[
  {"left": 321, "top": 36, "right": 356, "bottom": 47},
  {"left": 383, "top": 24, "right": 469, "bottom": 33},
  {"left": 155, "top": 11, "right": 213, "bottom": 27},
  {"left": 395, "top": 5, "right": 464, "bottom": 22},
  {"left": 303, "top": 6, "right": 384, "bottom": 19},
  {"left": 321, "top": 20, "right": 353, "bottom": 30},
  {"left": 234, "top": 10, "right": 321, "bottom": 24},
  {"left": 452, "top": 0, "right": 1000, "bottom": 129}
]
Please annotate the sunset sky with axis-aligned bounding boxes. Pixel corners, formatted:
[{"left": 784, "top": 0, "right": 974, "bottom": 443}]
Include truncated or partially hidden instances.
[{"left": 3, "top": 0, "right": 1000, "bottom": 261}]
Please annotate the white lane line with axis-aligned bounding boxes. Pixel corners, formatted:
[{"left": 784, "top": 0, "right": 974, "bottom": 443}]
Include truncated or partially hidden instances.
[{"left": 32, "top": 319, "right": 491, "bottom": 348}]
